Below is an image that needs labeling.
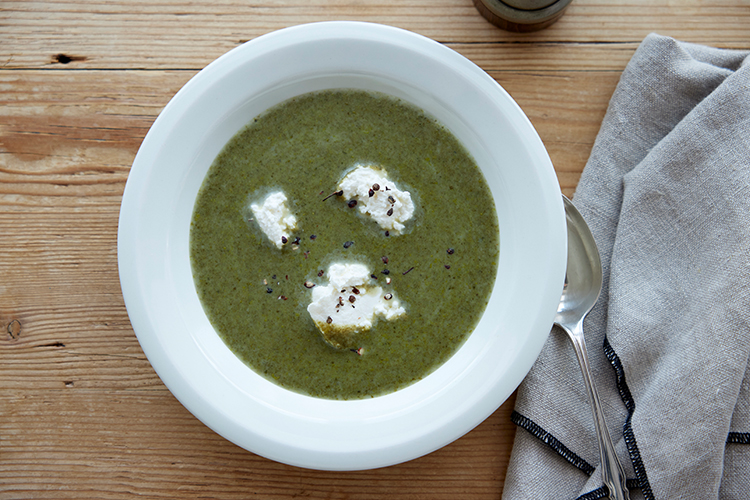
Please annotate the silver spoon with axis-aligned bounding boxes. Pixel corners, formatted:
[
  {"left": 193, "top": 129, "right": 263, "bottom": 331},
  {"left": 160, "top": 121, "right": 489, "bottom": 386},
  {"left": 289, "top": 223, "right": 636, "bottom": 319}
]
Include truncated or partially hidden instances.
[{"left": 556, "top": 195, "right": 630, "bottom": 500}]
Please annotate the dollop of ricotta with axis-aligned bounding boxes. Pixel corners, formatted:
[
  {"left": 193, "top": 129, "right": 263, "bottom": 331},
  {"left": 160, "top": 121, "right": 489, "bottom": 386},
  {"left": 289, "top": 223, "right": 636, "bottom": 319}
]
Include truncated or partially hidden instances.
[
  {"left": 249, "top": 191, "right": 297, "bottom": 249},
  {"left": 338, "top": 165, "right": 415, "bottom": 234},
  {"left": 307, "top": 262, "right": 405, "bottom": 350}
]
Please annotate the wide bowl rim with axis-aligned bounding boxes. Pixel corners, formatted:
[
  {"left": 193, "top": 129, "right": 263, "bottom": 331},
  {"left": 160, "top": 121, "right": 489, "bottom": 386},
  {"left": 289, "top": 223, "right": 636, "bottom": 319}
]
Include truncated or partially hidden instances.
[{"left": 117, "top": 20, "right": 566, "bottom": 470}]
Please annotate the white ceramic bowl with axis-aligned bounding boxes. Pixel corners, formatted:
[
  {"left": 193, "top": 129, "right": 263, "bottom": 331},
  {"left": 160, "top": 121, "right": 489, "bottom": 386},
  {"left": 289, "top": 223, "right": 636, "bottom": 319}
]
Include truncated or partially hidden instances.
[{"left": 118, "top": 21, "right": 566, "bottom": 470}]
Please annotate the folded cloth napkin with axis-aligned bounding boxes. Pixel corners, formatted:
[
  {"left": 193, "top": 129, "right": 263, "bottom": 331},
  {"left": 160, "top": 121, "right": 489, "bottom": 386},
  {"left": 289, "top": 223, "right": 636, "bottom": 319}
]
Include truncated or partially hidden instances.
[{"left": 502, "top": 34, "right": 750, "bottom": 500}]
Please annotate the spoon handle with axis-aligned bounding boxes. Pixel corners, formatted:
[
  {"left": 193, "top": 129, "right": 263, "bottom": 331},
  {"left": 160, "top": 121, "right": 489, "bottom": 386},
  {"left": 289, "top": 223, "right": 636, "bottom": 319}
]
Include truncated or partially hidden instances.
[{"left": 561, "top": 319, "right": 630, "bottom": 500}]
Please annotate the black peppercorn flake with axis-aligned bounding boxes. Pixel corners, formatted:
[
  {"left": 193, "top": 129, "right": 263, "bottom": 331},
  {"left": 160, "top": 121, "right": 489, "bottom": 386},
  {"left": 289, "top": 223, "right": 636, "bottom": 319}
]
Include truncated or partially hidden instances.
[
  {"left": 445, "top": 265, "right": 451, "bottom": 269},
  {"left": 385, "top": 231, "right": 390, "bottom": 237},
  {"left": 372, "top": 183, "right": 380, "bottom": 191},
  {"left": 322, "top": 189, "right": 344, "bottom": 201},
  {"left": 318, "top": 269, "right": 324, "bottom": 277},
  {"left": 348, "top": 295, "right": 356, "bottom": 303},
  {"left": 381, "top": 269, "right": 390, "bottom": 275},
  {"left": 343, "top": 241, "right": 353, "bottom": 249},
  {"left": 388, "top": 195, "right": 396, "bottom": 204},
  {"left": 348, "top": 199, "right": 357, "bottom": 208},
  {"left": 370, "top": 274, "right": 378, "bottom": 280},
  {"left": 304, "top": 281, "right": 315, "bottom": 289},
  {"left": 447, "top": 248, "right": 455, "bottom": 255},
  {"left": 381, "top": 256, "right": 389, "bottom": 264},
  {"left": 402, "top": 267, "right": 414, "bottom": 275},
  {"left": 326, "top": 316, "right": 333, "bottom": 324},
  {"left": 368, "top": 189, "right": 374, "bottom": 197},
  {"left": 266, "top": 287, "right": 273, "bottom": 294},
  {"left": 384, "top": 293, "right": 393, "bottom": 300},
  {"left": 310, "top": 234, "right": 317, "bottom": 240},
  {"left": 386, "top": 207, "right": 393, "bottom": 217},
  {"left": 281, "top": 236, "right": 288, "bottom": 244}
]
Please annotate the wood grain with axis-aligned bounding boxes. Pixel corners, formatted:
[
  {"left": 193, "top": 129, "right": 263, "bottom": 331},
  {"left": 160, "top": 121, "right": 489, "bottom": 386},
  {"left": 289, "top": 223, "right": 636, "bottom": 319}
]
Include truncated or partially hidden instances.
[
  {"left": 2, "top": 1, "right": 748, "bottom": 70},
  {"left": 1, "top": 0, "right": 749, "bottom": 498},
  {"left": 2, "top": 389, "right": 517, "bottom": 499}
]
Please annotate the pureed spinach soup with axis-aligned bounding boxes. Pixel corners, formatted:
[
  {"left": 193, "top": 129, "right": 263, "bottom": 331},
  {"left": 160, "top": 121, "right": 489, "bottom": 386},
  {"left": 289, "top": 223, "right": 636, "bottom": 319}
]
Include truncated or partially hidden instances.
[{"left": 190, "top": 89, "right": 499, "bottom": 399}]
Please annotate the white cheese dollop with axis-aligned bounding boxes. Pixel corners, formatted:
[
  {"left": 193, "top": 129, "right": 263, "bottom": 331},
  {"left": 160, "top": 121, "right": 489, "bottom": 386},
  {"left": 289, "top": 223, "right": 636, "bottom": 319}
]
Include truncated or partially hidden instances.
[
  {"left": 307, "top": 262, "right": 405, "bottom": 349},
  {"left": 249, "top": 191, "right": 297, "bottom": 249},
  {"left": 338, "top": 165, "right": 415, "bottom": 234}
]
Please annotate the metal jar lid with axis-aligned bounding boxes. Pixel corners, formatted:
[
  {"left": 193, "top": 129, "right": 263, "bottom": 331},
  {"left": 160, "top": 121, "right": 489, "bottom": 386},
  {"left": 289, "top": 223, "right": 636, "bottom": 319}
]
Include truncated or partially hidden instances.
[{"left": 473, "top": 0, "right": 573, "bottom": 32}]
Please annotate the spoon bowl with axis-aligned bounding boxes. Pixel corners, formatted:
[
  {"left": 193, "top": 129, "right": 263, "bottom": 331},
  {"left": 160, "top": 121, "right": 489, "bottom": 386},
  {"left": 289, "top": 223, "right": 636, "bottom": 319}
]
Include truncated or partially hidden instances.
[
  {"left": 555, "top": 196, "right": 630, "bottom": 500},
  {"left": 556, "top": 197, "right": 603, "bottom": 325}
]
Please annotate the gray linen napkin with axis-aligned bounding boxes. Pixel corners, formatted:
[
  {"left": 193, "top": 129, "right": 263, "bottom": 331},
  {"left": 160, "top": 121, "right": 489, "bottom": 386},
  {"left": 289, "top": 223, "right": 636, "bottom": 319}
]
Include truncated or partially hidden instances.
[{"left": 502, "top": 34, "right": 750, "bottom": 500}]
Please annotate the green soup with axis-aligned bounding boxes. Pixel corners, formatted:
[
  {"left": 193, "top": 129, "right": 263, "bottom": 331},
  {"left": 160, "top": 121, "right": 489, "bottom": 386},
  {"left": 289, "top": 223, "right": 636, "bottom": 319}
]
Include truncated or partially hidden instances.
[{"left": 190, "top": 89, "right": 499, "bottom": 399}]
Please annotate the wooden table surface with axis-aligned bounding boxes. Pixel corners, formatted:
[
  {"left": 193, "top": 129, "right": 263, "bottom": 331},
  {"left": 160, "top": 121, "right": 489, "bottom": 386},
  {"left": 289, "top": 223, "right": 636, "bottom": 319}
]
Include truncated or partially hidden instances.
[{"left": 1, "top": 1, "right": 748, "bottom": 498}]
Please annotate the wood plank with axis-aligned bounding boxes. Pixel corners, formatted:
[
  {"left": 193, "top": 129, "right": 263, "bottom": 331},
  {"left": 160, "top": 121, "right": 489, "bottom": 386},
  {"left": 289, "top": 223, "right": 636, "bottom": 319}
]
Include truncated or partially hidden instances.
[
  {"left": 0, "top": 389, "right": 516, "bottom": 499},
  {"left": 2, "top": 0, "right": 748, "bottom": 70}
]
